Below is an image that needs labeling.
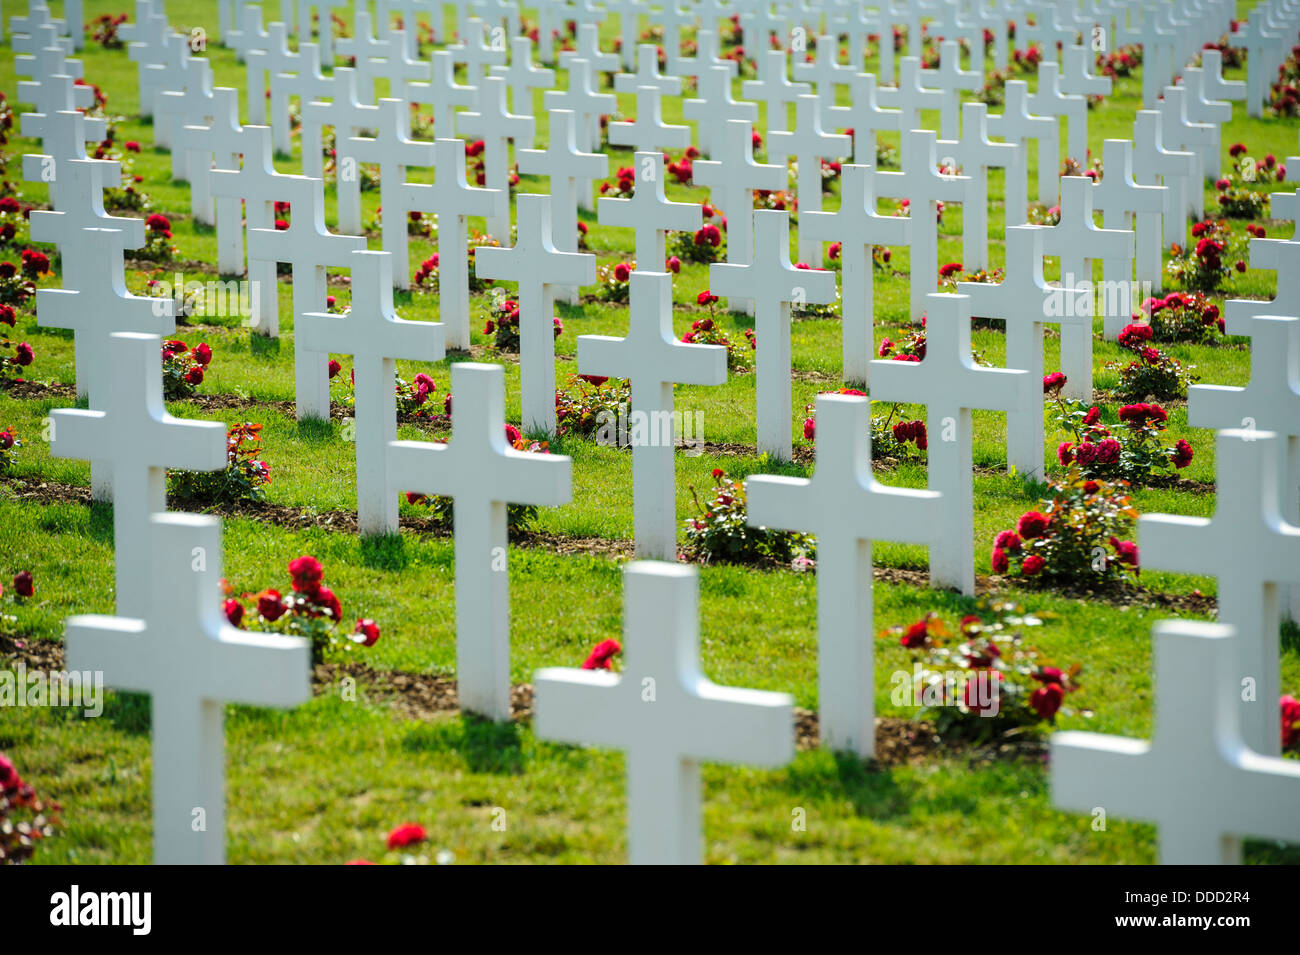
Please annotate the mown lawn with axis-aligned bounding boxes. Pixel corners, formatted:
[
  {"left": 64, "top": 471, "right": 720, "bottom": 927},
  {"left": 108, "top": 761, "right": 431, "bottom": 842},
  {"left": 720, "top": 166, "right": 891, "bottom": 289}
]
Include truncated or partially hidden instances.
[{"left": 1, "top": 0, "right": 1298, "bottom": 864}]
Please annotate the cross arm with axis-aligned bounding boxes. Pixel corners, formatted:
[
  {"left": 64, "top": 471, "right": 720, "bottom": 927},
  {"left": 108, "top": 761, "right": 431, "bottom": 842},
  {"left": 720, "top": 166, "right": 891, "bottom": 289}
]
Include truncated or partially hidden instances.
[
  {"left": 387, "top": 439, "right": 452, "bottom": 498},
  {"left": 65, "top": 614, "right": 151, "bottom": 690},
  {"left": 207, "top": 627, "right": 312, "bottom": 707},
  {"left": 1137, "top": 514, "right": 1214, "bottom": 575},
  {"left": 503, "top": 446, "right": 572, "bottom": 508},
  {"left": 1051, "top": 730, "right": 1153, "bottom": 816},
  {"left": 685, "top": 681, "right": 794, "bottom": 765},
  {"left": 533, "top": 667, "right": 629, "bottom": 748}
]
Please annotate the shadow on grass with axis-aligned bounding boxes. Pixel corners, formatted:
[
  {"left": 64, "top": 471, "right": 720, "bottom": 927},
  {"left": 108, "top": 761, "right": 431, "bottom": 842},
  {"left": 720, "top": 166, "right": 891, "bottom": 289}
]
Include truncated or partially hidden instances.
[
  {"left": 87, "top": 502, "right": 114, "bottom": 547},
  {"left": 295, "top": 417, "right": 335, "bottom": 445},
  {"left": 360, "top": 533, "right": 408, "bottom": 571},
  {"left": 456, "top": 714, "right": 525, "bottom": 775},
  {"left": 248, "top": 334, "right": 282, "bottom": 359},
  {"left": 101, "top": 690, "right": 151, "bottom": 736}
]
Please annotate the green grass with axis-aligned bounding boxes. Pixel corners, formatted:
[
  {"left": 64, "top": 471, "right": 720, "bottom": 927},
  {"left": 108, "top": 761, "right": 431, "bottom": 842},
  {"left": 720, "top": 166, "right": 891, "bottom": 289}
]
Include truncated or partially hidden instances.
[{"left": 2, "top": 0, "right": 1299, "bottom": 864}]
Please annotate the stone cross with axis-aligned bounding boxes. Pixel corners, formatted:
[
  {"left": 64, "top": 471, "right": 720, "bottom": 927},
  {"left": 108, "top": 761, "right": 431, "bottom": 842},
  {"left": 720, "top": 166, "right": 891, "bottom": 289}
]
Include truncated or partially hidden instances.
[
  {"left": 802, "top": 163, "right": 910, "bottom": 386},
  {"left": 343, "top": 97, "right": 432, "bottom": 280},
  {"left": 267, "top": 41, "right": 331, "bottom": 156},
  {"left": 1133, "top": 108, "right": 1196, "bottom": 260},
  {"left": 742, "top": 49, "right": 810, "bottom": 137},
  {"left": 389, "top": 362, "right": 572, "bottom": 722},
  {"left": 598, "top": 150, "right": 701, "bottom": 266},
  {"left": 447, "top": 17, "right": 506, "bottom": 88},
  {"left": 247, "top": 177, "right": 367, "bottom": 418},
  {"left": 171, "top": 86, "right": 242, "bottom": 228},
  {"left": 840, "top": 71, "right": 901, "bottom": 167},
  {"left": 1181, "top": 67, "right": 1231, "bottom": 181},
  {"left": 792, "top": 34, "right": 858, "bottom": 116},
  {"left": 1038, "top": 176, "right": 1134, "bottom": 401},
  {"left": 711, "top": 210, "right": 837, "bottom": 461},
  {"left": 1140, "top": 429, "right": 1300, "bottom": 757},
  {"left": 1190, "top": 312, "right": 1300, "bottom": 597},
  {"left": 227, "top": 1, "right": 270, "bottom": 64},
  {"left": 490, "top": 36, "right": 556, "bottom": 116},
  {"left": 243, "top": 22, "right": 300, "bottom": 127},
  {"left": 67, "top": 513, "right": 309, "bottom": 865},
  {"left": 422, "top": 50, "right": 478, "bottom": 144},
  {"left": 205, "top": 122, "right": 285, "bottom": 288},
  {"left": 298, "top": 251, "right": 445, "bottom": 536},
  {"left": 693, "top": 118, "right": 785, "bottom": 316},
  {"left": 1200, "top": 48, "right": 1246, "bottom": 103},
  {"left": 889, "top": 58, "right": 946, "bottom": 135},
  {"left": 875, "top": 129, "right": 973, "bottom": 322},
  {"left": 558, "top": 22, "right": 620, "bottom": 75},
  {"left": 1028, "top": 60, "right": 1087, "bottom": 170},
  {"left": 658, "top": 0, "right": 696, "bottom": 74},
  {"left": 300, "top": 67, "right": 378, "bottom": 190},
  {"left": 684, "top": 64, "right": 758, "bottom": 158},
  {"left": 19, "top": 108, "right": 105, "bottom": 210},
  {"left": 1052, "top": 619, "right": 1300, "bottom": 864},
  {"left": 460, "top": 76, "right": 535, "bottom": 240},
  {"left": 578, "top": 271, "right": 727, "bottom": 557},
  {"left": 405, "top": 139, "right": 507, "bottom": 350},
  {"left": 958, "top": 225, "right": 1059, "bottom": 479},
  {"left": 870, "top": 293, "right": 1032, "bottom": 594},
  {"left": 49, "top": 333, "right": 228, "bottom": 618},
  {"left": 747, "top": 393, "right": 942, "bottom": 756},
  {"left": 125, "top": 6, "right": 173, "bottom": 120},
  {"left": 517, "top": 108, "right": 608, "bottom": 302},
  {"left": 930, "top": 39, "right": 981, "bottom": 139},
  {"left": 605, "top": 0, "right": 646, "bottom": 70},
  {"left": 614, "top": 43, "right": 683, "bottom": 97},
  {"left": 768, "top": 94, "right": 851, "bottom": 265},
  {"left": 1158, "top": 85, "right": 1215, "bottom": 221},
  {"left": 543, "top": 58, "right": 616, "bottom": 158},
  {"left": 986, "top": 80, "right": 1057, "bottom": 207},
  {"left": 937, "top": 101, "right": 1023, "bottom": 270},
  {"left": 1092, "top": 137, "right": 1167, "bottom": 318},
  {"left": 609, "top": 84, "right": 692, "bottom": 154},
  {"left": 534, "top": 561, "right": 794, "bottom": 865},
  {"left": 476, "top": 194, "right": 597, "bottom": 435}
]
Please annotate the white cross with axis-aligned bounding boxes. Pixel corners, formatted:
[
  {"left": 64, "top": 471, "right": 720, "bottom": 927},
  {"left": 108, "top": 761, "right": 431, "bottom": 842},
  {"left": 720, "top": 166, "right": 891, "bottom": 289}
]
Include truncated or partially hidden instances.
[
  {"left": 986, "top": 79, "right": 1057, "bottom": 207},
  {"left": 66, "top": 512, "right": 310, "bottom": 864},
  {"left": 1191, "top": 312, "right": 1300, "bottom": 581},
  {"left": 543, "top": 58, "right": 616, "bottom": 156},
  {"left": 183, "top": 90, "right": 248, "bottom": 274},
  {"left": 870, "top": 293, "right": 1032, "bottom": 594},
  {"left": 598, "top": 150, "right": 701, "bottom": 266},
  {"left": 1093, "top": 137, "right": 1166, "bottom": 323},
  {"left": 747, "top": 393, "right": 941, "bottom": 755},
  {"left": 517, "top": 108, "right": 607, "bottom": 302},
  {"left": 1038, "top": 176, "right": 1133, "bottom": 400},
  {"left": 1028, "top": 60, "right": 1087, "bottom": 172},
  {"left": 342, "top": 97, "right": 431, "bottom": 283},
  {"left": 1159, "top": 85, "right": 1216, "bottom": 221},
  {"left": 172, "top": 85, "right": 240, "bottom": 226},
  {"left": 405, "top": 138, "right": 507, "bottom": 350},
  {"left": 389, "top": 362, "right": 572, "bottom": 721},
  {"left": 839, "top": 71, "right": 901, "bottom": 167},
  {"left": 558, "top": 21, "right": 620, "bottom": 75},
  {"left": 299, "top": 250, "right": 444, "bottom": 536},
  {"left": 1181, "top": 66, "right": 1231, "bottom": 180},
  {"left": 420, "top": 51, "right": 478, "bottom": 145},
  {"left": 154, "top": 43, "right": 214, "bottom": 160},
  {"left": 447, "top": 17, "right": 506, "bottom": 88},
  {"left": 207, "top": 124, "right": 303, "bottom": 335},
  {"left": 50, "top": 333, "right": 227, "bottom": 618},
  {"left": 297, "top": 0, "right": 349, "bottom": 64},
  {"left": 533, "top": 561, "right": 793, "bottom": 864},
  {"left": 1200, "top": 48, "right": 1246, "bottom": 103},
  {"left": 742, "top": 0, "right": 788, "bottom": 57},
  {"left": 1052, "top": 619, "right": 1300, "bottom": 864},
  {"left": 243, "top": 22, "right": 300, "bottom": 126},
  {"left": 683, "top": 64, "right": 758, "bottom": 158},
  {"left": 610, "top": 84, "right": 691, "bottom": 154},
  {"left": 768, "top": 94, "right": 851, "bottom": 265},
  {"left": 19, "top": 108, "right": 105, "bottom": 209},
  {"left": 477, "top": 194, "right": 597, "bottom": 435},
  {"left": 679, "top": 25, "right": 739, "bottom": 82},
  {"left": 1140, "top": 429, "right": 1300, "bottom": 756},
  {"left": 266, "top": 41, "right": 331, "bottom": 156},
  {"left": 227, "top": 1, "right": 270, "bottom": 64},
  {"left": 802, "top": 163, "right": 910, "bottom": 386},
  {"left": 658, "top": 0, "right": 696, "bottom": 74},
  {"left": 247, "top": 176, "right": 367, "bottom": 418},
  {"left": 125, "top": 7, "right": 173, "bottom": 119},
  {"left": 577, "top": 271, "right": 728, "bottom": 557},
  {"left": 875, "top": 129, "right": 973, "bottom": 323},
  {"left": 930, "top": 39, "right": 981, "bottom": 139},
  {"left": 958, "top": 225, "right": 1059, "bottom": 479},
  {"left": 741, "top": 49, "right": 810, "bottom": 137},
  {"left": 335, "top": 8, "right": 394, "bottom": 102},
  {"left": 604, "top": 0, "right": 646, "bottom": 70},
  {"left": 1138, "top": 8, "right": 1177, "bottom": 107},
  {"left": 614, "top": 43, "right": 683, "bottom": 97},
  {"left": 711, "top": 210, "right": 836, "bottom": 461},
  {"left": 301, "top": 66, "right": 379, "bottom": 191},
  {"left": 792, "top": 34, "right": 858, "bottom": 115},
  {"left": 1132, "top": 109, "right": 1196, "bottom": 275},
  {"left": 489, "top": 35, "right": 556, "bottom": 115},
  {"left": 937, "top": 102, "right": 1022, "bottom": 270},
  {"left": 693, "top": 117, "right": 784, "bottom": 315}
]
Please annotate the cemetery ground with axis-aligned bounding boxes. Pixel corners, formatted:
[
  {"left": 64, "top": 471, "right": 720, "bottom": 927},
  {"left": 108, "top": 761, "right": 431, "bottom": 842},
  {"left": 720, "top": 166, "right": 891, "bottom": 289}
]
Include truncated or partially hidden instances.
[{"left": 1, "top": 1, "right": 1299, "bottom": 863}]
